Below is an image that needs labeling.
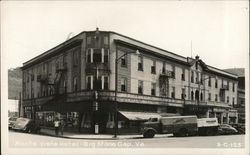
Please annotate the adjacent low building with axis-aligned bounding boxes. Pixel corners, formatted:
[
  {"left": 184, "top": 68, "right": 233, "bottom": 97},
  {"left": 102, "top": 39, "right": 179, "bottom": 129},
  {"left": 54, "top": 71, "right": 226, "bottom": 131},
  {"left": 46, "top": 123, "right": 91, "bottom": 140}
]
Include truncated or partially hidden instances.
[{"left": 21, "top": 28, "right": 238, "bottom": 134}]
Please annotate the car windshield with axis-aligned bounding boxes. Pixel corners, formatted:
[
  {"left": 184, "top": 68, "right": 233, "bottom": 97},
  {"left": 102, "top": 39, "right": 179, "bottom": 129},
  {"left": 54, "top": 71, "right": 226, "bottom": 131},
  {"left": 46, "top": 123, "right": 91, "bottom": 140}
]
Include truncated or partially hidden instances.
[
  {"left": 148, "top": 118, "right": 158, "bottom": 122},
  {"left": 16, "top": 118, "right": 30, "bottom": 123},
  {"left": 9, "top": 117, "right": 17, "bottom": 121}
]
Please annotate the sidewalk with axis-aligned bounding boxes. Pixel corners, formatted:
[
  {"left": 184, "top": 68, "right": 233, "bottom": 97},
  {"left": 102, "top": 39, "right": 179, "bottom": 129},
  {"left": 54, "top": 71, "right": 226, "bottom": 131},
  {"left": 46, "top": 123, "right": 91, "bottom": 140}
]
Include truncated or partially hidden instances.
[{"left": 40, "top": 128, "right": 170, "bottom": 140}]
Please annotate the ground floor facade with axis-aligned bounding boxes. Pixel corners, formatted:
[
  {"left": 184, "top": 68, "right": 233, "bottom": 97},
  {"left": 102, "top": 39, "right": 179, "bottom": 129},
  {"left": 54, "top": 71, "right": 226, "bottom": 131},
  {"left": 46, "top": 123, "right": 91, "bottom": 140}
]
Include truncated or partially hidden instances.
[{"left": 22, "top": 90, "right": 238, "bottom": 134}]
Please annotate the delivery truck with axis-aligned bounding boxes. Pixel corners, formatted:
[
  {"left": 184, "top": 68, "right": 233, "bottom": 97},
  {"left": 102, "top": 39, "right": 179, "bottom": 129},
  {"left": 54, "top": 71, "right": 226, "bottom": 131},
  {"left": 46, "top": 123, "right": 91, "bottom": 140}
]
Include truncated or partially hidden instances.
[{"left": 141, "top": 115, "right": 219, "bottom": 138}]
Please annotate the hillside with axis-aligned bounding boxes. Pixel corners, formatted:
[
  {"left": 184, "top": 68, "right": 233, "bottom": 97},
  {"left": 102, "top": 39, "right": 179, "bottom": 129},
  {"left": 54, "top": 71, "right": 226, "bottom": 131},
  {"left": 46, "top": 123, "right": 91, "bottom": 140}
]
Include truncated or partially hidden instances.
[{"left": 8, "top": 67, "right": 22, "bottom": 99}]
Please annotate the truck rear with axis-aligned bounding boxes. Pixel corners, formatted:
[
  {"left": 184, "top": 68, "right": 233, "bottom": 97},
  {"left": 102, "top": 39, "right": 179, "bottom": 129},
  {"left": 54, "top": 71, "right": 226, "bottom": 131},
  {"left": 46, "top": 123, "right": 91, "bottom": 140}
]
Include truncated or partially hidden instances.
[{"left": 197, "top": 118, "right": 219, "bottom": 136}]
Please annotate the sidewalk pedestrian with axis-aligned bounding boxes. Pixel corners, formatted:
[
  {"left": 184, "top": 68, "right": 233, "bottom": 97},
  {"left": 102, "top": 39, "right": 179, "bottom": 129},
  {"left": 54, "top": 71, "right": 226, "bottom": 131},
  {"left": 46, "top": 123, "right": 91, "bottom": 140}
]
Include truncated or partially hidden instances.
[
  {"left": 54, "top": 118, "right": 60, "bottom": 136},
  {"left": 60, "top": 119, "right": 65, "bottom": 136}
]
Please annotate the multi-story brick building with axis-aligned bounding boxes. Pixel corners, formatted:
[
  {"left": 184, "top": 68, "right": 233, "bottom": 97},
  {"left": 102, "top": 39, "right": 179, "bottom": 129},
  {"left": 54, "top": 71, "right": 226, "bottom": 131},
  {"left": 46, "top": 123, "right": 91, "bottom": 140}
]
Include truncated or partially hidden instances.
[{"left": 21, "top": 28, "right": 238, "bottom": 134}]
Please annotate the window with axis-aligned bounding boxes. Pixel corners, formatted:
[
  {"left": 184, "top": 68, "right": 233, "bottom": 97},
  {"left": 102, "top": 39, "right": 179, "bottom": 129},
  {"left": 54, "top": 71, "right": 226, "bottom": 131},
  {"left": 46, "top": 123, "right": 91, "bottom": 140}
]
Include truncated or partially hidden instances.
[
  {"left": 93, "top": 76, "right": 102, "bottom": 90},
  {"left": 232, "top": 83, "right": 235, "bottom": 92},
  {"left": 103, "top": 36, "right": 108, "bottom": 46},
  {"left": 208, "top": 93, "right": 211, "bottom": 101},
  {"left": 73, "top": 77, "right": 78, "bottom": 92},
  {"left": 172, "top": 65, "right": 175, "bottom": 78},
  {"left": 151, "top": 61, "right": 156, "bottom": 74},
  {"left": 31, "top": 74, "right": 34, "bottom": 81},
  {"left": 87, "top": 36, "right": 92, "bottom": 45},
  {"left": 104, "top": 76, "right": 109, "bottom": 90},
  {"left": 215, "top": 94, "right": 218, "bottom": 102},
  {"left": 181, "top": 88, "right": 186, "bottom": 99},
  {"left": 138, "top": 80, "right": 143, "bottom": 94},
  {"left": 104, "top": 49, "right": 109, "bottom": 63},
  {"left": 232, "top": 97, "right": 235, "bottom": 106},
  {"left": 93, "top": 49, "right": 102, "bottom": 63},
  {"left": 200, "top": 74, "right": 203, "bottom": 85},
  {"left": 151, "top": 83, "right": 156, "bottom": 96},
  {"left": 171, "top": 87, "right": 175, "bottom": 98},
  {"left": 73, "top": 50, "right": 79, "bottom": 66},
  {"left": 191, "top": 91, "right": 194, "bottom": 100},
  {"left": 181, "top": 69, "right": 185, "bottom": 81},
  {"left": 121, "top": 52, "right": 127, "bottom": 67},
  {"left": 121, "top": 78, "right": 127, "bottom": 92},
  {"left": 215, "top": 79, "right": 218, "bottom": 88},
  {"left": 138, "top": 56, "right": 143, "bottom": 71},
  {"left": 162, "top": 63, "right": 166, "bottom": 74},
  {"left": 86, "top": 76, "right": 91, "bottom": 90},
  {"left": 196, "top": 72, "right": 199, "bottom": 83},
  {"left": 191, "top": 71, "right": 194, "bottom": 83},
  {"left": 221, "top": 79, "right": 224, "bottom": 87},
  {"left": 200, "top": 93, "right": 203, "bottom": 101},
  {"left": 227, "top": 96, "right": 229, "bottom": 103},
  {"left": 208, "top": 76, "right": 211, "bottom": 87},
  {"left": 86, "top": 49, "right": 92, "bottom": 63}
]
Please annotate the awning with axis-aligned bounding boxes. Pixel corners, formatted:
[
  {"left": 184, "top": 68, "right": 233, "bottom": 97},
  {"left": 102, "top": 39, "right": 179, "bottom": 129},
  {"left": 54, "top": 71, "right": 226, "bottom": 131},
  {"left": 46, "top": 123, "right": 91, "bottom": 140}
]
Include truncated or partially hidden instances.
[{"left": 119, "top": 111, "right": 161, "bottom": 121}]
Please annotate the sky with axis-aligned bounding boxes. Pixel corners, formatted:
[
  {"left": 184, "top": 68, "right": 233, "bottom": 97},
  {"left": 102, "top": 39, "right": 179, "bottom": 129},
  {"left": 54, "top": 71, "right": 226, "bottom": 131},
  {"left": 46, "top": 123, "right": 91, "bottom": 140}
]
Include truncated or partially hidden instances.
[{"left": 1, "top": 1, "right": 249, "bottom": 70}]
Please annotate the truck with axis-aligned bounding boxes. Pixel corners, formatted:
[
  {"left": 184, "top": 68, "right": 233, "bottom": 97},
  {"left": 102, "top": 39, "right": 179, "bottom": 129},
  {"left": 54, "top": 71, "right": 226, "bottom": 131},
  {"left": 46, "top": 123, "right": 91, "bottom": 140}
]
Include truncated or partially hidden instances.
[{"left": 141, "top": 115, "right": 219, "bottom": 138}]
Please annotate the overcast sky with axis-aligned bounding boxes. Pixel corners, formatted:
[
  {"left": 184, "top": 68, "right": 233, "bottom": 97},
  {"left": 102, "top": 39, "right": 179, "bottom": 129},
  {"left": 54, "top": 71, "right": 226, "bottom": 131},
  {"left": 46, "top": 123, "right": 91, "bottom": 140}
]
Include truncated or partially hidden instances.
[{"left": 1, "top": 1, "right": 249, "bottom": 70}]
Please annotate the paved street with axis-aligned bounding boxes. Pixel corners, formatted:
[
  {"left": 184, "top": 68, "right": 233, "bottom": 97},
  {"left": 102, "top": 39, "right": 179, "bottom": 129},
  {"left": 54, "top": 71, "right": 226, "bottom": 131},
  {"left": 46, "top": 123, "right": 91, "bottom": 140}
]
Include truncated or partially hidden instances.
[{"left": 9, "top": 131, "right": 245, "bottom": 148}]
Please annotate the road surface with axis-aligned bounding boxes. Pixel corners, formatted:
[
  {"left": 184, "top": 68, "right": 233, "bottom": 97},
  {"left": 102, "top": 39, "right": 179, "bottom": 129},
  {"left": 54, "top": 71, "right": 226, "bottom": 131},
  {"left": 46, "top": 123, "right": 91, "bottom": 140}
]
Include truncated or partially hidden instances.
[{"left": 8, "top": 131, "right": 245, "bottom": 148}]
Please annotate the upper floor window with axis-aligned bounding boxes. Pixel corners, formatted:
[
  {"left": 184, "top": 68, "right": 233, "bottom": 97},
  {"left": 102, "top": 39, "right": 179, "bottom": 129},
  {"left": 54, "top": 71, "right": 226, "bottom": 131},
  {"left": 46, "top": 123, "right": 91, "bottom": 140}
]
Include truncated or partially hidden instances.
[
  {"left": 103, "top": 36, "right": 108, "bottom": 46},
  {"left": 215, "top": 79, "right": 218, "bottom": 88},
  {"left": 172, "top": 65, "right": 175, "bottom": 78},
  {"left": 121, "top": 52, "right": 127, "bottom": 67},
  {"left": 191, "top": 71, "right": 194, "bottom": 83},
  {"left": 138, "top": 80, "right": 143, "bottom": 94},
  {"left": 87, "top": 36, "right": 92, "bottom": 45},
  {"left": 171, "top": 87, "right": 175, "bottom": 98},
  {"left": 121, "top": 78, "right": 127, "bottom": 92},
  {"left": 162, "top": 62, "right": 166, "bottom": 74},
  {"left": 215, "top": 94, "right": 218, "bottom": 102},
  {"left": 196, "top": 72, "right": 199, "bottom": 83},
  {"left": 181, "top": 88, "right": 186, "bottom": 99},
  {"left": 232, "top": 97, "right": 235, "bottom": 106},
  {"left": 86, "top": 76, "right": 92, "bottom": 90},
  {"left": 208, "top": 76, "right": 211, "bottom": 87},
  {"left": 138, "top": 56, "right": 143, "bottom": 71},
  {"left": 104, "top": 76, "right": 109, "bottom": 90},
  {"left": 151, "top": 61, "right": 156, "bottom": 74},
  {"left": 200, "top": 73, "right": 203, "bottom": 85},
  {"left": 104, "top": 49, "right": 109, "bottom": 63},
  {"left": 86, "top": 49, "right": 92, "bottom": 63},
  {"left": 93, "top": 49, "right": 102, "bottom": 63},
  {"left": 227, "top": 96, "right": 229, "bottom": 103},
  {"left": 151, "top": 83, "right": 156, "bottom": 96},
  {"left": 73, "top": 52, "right": 78, "bottom": 66},
  {"left": 181, "top": 69, "right": 185, "bottom": 81},
  {"left": 93, "top": 76, "right": 102, "bottom": 90},
  {"left": 208, "top": 93, "right": 211, "bottom": 101},
  {"left": 232, "top": 83, "right": 235, "bottom": 92}
]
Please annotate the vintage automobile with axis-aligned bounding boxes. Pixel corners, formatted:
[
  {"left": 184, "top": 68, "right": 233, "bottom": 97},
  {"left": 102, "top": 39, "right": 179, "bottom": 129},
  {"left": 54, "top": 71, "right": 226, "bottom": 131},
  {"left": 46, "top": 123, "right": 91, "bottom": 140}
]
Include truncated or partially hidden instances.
[
  {"left": 218, "top": 124, "right": 238, "bottom": 135},
  {"left": 12, "top": 118, "right": 41, "bottom": 133},
  {"left": 8, "top": 117, "right": 18, "bottom": 129},
  {"left": 231, "top": 124, "right": 245, "bottom": 134}
]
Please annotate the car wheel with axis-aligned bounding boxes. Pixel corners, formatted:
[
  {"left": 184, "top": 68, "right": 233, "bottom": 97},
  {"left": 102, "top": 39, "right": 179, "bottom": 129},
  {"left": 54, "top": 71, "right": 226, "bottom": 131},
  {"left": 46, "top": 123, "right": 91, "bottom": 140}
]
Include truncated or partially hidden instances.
[
  {"left": 143, "top": 130, "right": 155, "bottom": 138},
  {"left": 179, "top": 128, "right": 188, "bottom": 137}
]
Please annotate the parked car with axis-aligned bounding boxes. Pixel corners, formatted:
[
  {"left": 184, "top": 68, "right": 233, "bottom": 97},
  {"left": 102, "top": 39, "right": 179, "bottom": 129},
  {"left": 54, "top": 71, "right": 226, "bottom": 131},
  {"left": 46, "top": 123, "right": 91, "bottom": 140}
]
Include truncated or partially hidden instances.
[
  {"left": 231, "top": 124, "right": 245, "bottom": 134},
  {"left": 12, "top": 118, "right": 41, "bottom": 133},
  {"left": 8, "top": 117, "right": 18, "bottom": 129},
  {"left": 218, "top": 124, "right": 238, "bottom": 135}
]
